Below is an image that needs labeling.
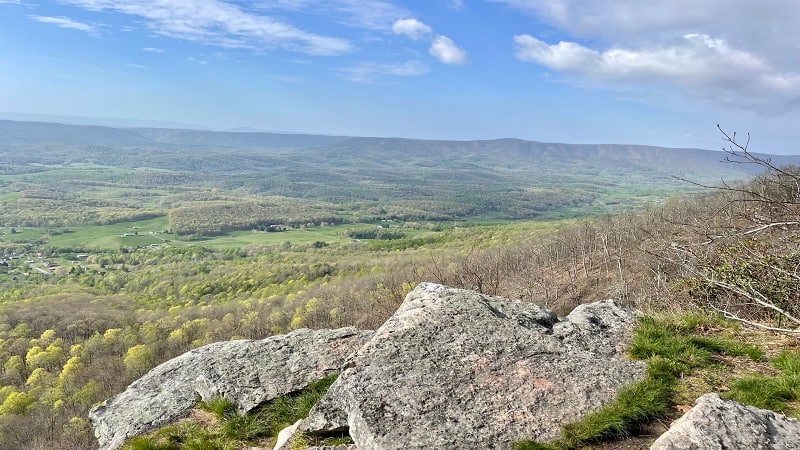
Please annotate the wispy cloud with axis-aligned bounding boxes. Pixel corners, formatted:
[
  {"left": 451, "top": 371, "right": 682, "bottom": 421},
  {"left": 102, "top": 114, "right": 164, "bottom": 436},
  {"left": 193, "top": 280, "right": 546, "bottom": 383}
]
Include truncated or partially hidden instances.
[
  {"left": 332, "top": 0, "right": 405, "bottom": 30},
  {"left": 392, "top": 18, "right": 431, "bottom": 41},
  {"left": 249, "top": 0, "right": 407, "bottom": 31},
  {"left": 126, "top": 63, "right": 146, "bottom": 69},
  {"left": 392, "top": 18, "right": 468, "bottom": 65},
  {"left": 448, "top": 0, "right": 464, "bottom": 11},
  {"left": 29, "top": 15, "right": 97, "bottom": 33},
  {"left": 142, "top": 47, "right": 164, "bottom": 53},
  {"left": 63, "top": 0, "right": 353, "bottom": 56},
  {"left": 339, "top": 60, "right": 428, "bottom": 83},
  {"left": 0, "top": 0, "right": 22, "bottom": 4},
  {"left": 187, "top": 56, "right": 208, "bottom": 65},
  {"left": 429, "top": 35, "right": 468, "bottom": 64}
]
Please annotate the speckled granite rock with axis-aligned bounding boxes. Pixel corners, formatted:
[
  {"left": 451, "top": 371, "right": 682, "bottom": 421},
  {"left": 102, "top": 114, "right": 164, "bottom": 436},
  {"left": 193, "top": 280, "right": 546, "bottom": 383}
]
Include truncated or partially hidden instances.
[{"left": 302, "top": 283, "right": 644, "bottom": 449}]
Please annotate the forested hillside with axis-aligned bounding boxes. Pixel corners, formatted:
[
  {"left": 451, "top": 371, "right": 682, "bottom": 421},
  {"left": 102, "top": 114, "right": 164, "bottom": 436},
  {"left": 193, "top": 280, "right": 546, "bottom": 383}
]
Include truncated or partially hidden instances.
[
  {"left": 3, "top": 120, "right": 798, "bottom": 238},
  {"left": 1, "top": 122, "right": 799, "bottom": 448}
]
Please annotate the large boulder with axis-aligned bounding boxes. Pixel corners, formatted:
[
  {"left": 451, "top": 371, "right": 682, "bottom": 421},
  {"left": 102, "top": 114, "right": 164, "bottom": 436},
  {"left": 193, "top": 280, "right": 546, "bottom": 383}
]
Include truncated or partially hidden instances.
[
  {"left": 90, "top": 327, "right": 372, "bottom": 450},
  {"left": 651, "top": 393, "right": 800, "bottom": 449},
  {"left": 302, "top": 283, "right": 644, "bottom": 449}
]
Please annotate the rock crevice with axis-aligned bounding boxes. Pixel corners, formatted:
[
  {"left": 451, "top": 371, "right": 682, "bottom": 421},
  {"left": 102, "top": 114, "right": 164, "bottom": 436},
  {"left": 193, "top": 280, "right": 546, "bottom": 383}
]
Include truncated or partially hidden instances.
[
  {"left": 90, "top": 327, "right": 372, "bottom": 450},
  {"left": 300, "top": 283, "right": 644, "bottom": 449}
]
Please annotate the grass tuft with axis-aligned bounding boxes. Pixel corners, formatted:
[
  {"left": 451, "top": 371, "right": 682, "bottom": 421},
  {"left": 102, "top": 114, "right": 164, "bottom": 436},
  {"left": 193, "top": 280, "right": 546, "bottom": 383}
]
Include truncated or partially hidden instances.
[
  {"left": 121, "top": 373, "right": 340, "bottom": 450},
  {"left": 513, "top": 440, "right": 569, "bottom": 450},
  {"left": 127, "top": 437, "right": 178, "bottom": 450},
  {"left": 774, "top": 350, "right": 800, "bottom": 375},
  {"left": 254, "top": 373, "right": 339, "bottom": 435},
  {"left": 198, "top": 396, "right": 237, "bottom": 421},
  {"left": 727, "top": 350, "right": 800, "bottom": 415},
  {"left": 221, "top": 414, "right": 270, "bottom": 440},
  {"left": 516, "top": 313, "right": 765, "bottom": 449},
  {"left": 562, "top": 377, "right": 672, "bottom": 444}
]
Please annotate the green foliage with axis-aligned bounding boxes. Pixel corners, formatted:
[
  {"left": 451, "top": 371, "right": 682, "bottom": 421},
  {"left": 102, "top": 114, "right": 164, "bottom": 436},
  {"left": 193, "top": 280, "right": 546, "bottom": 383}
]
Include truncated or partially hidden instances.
[
  {"left": 220, "top": 414, "right": 270, "bottom": 441},
  {"left": 167, "top": 199, "right": 343, "bottom": 236},
  {"left": 127, "top": 436, "right": 178, "bottom": 450},
  {"left": 774, "top": 350, "right": 800, "bottom": 374},
  {"left": 346, "top": 228, "right": 405, "bottom": 240},
  {"left": 198, "top": 397, "right": 236, "bottom": 421},
  {"left": 513, "top": 440, "right": 570, "bottom": 450},
  {"left": 629, "top": 316, "right": 761, "bottom": 378},
  {"left": 561, "top": 378, "right": 672, "bottom": 443},
  {"left": 0, "top": 151, "right": 790, "bottom": 449},
  {"left": 727, "top": 350, "right": 800, "bottom": 415},
  {"left": 0, "top": 391, "right": 35, "bottom": 415},
  {"left": 253, "top": 373, "right": 339, "bottom": 435},
  {"left": 516, "top": 314, "right": 765, "bottom": 449},
  {"left": 120, "top": 374, "right": 340, "bottom": 449},
  {"left": 124, "top": 344, "right": 156, "bottom": 375}
]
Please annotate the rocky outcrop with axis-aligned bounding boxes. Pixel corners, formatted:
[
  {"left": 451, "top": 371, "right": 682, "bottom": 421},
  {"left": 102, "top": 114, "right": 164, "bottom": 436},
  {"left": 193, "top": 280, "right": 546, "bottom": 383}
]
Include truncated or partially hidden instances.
[
  {"left": 651, "top": 393, "right": 800, "bottom": 450},
  {"left": 301, "top": 283, "right": 644, "bottom": 449},
  {"left": 90, "top": 327, "right": 372, "bottom": 450}
]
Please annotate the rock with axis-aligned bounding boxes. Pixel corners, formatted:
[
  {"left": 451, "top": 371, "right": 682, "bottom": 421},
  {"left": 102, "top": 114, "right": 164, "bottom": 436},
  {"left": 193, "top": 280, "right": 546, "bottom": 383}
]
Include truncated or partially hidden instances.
[
  {"left": 273, "top": 419, "right": 303, "bottom": 450},
  {"left": 552, "top": 299, "right": 641, "bottom": 356},
  {"left": 90, "top": 327, "right": 372, "bottom": 450},
  {"left": 307, "top": 446, "right": 358, "bottom": 450},
  {"left": 302, "top": 283, "right": 644, "bottom": 449},
  {"left": 650, "top": 393, "right": 800, "bottom": 450}
]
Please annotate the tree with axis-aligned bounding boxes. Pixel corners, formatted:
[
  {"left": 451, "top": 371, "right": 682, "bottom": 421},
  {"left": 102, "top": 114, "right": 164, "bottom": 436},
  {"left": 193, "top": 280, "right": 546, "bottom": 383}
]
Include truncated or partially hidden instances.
[
  {"left": 123, "top": 344, "right": 155, "bottom": 376},
  {"left": 670, "top": 126, "right": 800, "bottom": 333}
]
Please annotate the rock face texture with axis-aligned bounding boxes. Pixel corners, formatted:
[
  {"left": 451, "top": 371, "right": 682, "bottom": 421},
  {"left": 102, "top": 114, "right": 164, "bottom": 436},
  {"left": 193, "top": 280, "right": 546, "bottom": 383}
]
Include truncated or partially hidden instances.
[
  {"left": 651, "top": 393, "right": 800, "bottom": 450},
  {"left": 90, "top": 327, "right": 372, "bottom": 450},
  {"left": 302, "top": 283, "right": 644, "bottom": 449}
]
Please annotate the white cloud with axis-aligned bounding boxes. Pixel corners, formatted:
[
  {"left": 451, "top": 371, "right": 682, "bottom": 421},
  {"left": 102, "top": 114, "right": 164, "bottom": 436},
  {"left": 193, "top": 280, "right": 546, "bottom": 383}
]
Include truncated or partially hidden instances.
[
  {"left": 392, "top": 17, "right": 469, "bottom": 66},
  {"left": 514, "top": 33, "right": 800, "bottom": 112},
  {"left": 142, "top": 47, "right": 164, "bottom": 53},
  {"left": 0, "top": 0, "right": 22, "bottom": 4},
  {"left": 514, "top": 34, "right": 766, "bottom": 81},
  {"left": 126, "top": 63, "right": 146, "bottom": 69},
  {"left": 63, "top": 0, "right": 353, "bottom": 55},
  {"left": 339, "top": 60, "right": 428, "bottom": 83},
  {"left": 429, "top": 35, "right": 468, "bottom": 64},
  {"left": 392, "top": 18, "right": 431, "bottom": 41},
  {"left": 498, "top": 0, "right": 800, "bottom": 113},
  {"left": 29, "top": 15, "right": 97, "bottom": 33}
]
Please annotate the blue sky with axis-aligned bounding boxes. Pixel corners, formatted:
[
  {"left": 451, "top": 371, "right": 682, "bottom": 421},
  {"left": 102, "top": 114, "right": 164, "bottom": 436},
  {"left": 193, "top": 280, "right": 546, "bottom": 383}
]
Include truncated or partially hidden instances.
[{"left": 1, "top": 1, "right": 800, "bottom": 153}]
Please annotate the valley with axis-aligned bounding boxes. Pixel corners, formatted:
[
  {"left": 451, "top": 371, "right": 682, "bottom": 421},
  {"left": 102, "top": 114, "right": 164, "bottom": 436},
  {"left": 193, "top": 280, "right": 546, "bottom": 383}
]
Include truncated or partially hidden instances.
[{"left": 1, "top": 120, "right": 799, "bottom": 449}]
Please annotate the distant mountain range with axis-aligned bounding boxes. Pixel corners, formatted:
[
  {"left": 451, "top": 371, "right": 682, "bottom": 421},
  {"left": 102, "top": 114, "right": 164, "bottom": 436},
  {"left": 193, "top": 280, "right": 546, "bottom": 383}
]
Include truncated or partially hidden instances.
[
  {"left": 0, "top": 120, "right": 346, "bottom": 149},
  {"left": 3, "top": 118, "right": 800, "bottom": 223},
  {"left": 1, "top": 119, "right": 798, "bottom": 181}
]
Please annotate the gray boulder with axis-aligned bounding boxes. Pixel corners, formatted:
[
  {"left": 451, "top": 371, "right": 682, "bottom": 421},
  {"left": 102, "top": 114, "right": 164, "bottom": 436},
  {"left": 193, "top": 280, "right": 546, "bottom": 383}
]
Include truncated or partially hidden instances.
[
  {"left": 90, "top": 327, "right": 372, "bottom": 450},
  {"left": 302, "top": 283, "right": 644, "bottom": 449},
  {"left": 651, "top": 393, "right": 800, "bottom": 450}
]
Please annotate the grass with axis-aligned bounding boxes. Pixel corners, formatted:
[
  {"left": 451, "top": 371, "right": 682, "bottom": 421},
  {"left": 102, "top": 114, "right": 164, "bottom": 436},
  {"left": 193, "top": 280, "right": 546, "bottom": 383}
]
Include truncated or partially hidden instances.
[
  {"left": 515, "top": 314, "right": 765, "bottom": 449},
  {"left": 561, "top": 377, "right": 673, "bottom": 443},
  {"left": 122, "top": 373, "right": 340, "bottom": 450},
  {"left": 727, "top": 350, "right": 800, "bottom": 415},
  {"left": 252, "top": 373, "right": 339, "bottom": 436},
  {"left": 189, "top": 226, "right": 352, "bottom": 249}
]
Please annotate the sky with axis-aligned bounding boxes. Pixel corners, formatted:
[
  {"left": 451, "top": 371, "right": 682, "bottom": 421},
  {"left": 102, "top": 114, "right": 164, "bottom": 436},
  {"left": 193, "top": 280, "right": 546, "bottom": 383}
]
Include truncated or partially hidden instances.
[{"left": 1, "top": 1, "right": 800, "bottom": 153}]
